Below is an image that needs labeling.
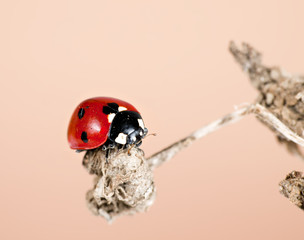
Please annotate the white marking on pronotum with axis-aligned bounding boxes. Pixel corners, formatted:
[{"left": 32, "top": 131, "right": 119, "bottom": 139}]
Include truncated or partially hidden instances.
[
  {"left": 138, "top": 119, "right": 145, "bottom": 129},
  {"left": 115, "top": 133, "right": 127, "bottom": 144},
  {"left": 108, "top": 113, "right": 116, "bottom": 123},
  {"left": 118, "top": 106, "right": 127, "bottom": 112}
]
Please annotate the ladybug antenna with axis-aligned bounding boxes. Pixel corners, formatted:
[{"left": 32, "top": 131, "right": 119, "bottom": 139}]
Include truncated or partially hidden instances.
[{"left": 144, "top": 133, "right": 157, "bottom": 139}]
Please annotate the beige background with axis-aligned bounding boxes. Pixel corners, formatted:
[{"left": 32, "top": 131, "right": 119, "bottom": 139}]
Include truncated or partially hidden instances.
[{"left": 1, "top": 0, "right": 304, "bottom": 239}]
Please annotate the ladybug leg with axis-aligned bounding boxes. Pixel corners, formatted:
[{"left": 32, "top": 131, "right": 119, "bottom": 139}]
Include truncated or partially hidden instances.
[
  {"left": 105, "top": 149, "right": 110, "bottom": 162},
  {"left": 127, "top": 144, "right": 135, "bottom": 155},
  {"left": 127, "top": 147, "right": 131, "bottom": 155},
  {"left": 101, "top": 139, "right": 115, "bottom": 151},
  {"left": 75, "top": 149, "right": 85, "bottom": 153},
  {"left": 100, "top": 139, "right": 117, "bottom": 162},
  {"left": 135, "top": 141, "right": 142, "bottom": 147}
]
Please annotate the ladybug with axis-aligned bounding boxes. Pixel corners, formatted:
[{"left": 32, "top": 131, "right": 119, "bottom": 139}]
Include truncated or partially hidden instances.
[{"left": 68, "top": 97, "right": 148, "bottom": 151}]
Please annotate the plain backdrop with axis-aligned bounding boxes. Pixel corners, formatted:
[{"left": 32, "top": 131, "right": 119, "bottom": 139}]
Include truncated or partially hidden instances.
[{"left": 1, "top": 1, "right": 304, "bottom": 239}]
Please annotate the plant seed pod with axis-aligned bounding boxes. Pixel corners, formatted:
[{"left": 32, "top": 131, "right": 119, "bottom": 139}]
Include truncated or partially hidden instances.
[{"left": 83, "top": 147, "right": 156, "bottom": 222}]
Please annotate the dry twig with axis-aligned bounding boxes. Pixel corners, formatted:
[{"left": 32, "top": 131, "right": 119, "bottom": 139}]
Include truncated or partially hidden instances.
[{"left": 148, "top": 103, "right": 304, "bottom": 169}]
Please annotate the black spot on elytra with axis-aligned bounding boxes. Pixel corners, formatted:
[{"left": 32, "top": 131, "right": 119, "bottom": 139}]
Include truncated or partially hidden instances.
[
  {"left": 103, "top": 102, "right": 119, "bottom": 115},
  {"left": 102, "top": 106, "right": 112, "bottom": 115},
  {"left": 78, "top": 108, "right": 85, "bottom": 119},
  {"left": 108, "top": 102, "right": 119, "bottom": 110},
  {"left": 81, "top": 131, "right": 88, "bottom": 143}
]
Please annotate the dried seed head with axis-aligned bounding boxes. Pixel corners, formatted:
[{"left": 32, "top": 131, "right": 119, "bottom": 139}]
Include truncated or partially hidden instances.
[
  {"left": 230, "top": 42, "right": 304, "bottom": 157},
  {"left": 279, "top": 171, "right": 304, "bottom": 210},
  {"left": 83, "top": 147, "right": 156, "bottom": 222}
]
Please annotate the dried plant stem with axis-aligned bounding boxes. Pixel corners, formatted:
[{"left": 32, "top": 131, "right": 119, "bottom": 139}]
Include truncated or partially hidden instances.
[
  {"left": 148, "top": 103, "right": 304, "bottom": 169},
  {"left": 252, "top": 104, "right": 304, "bottom": 146}
]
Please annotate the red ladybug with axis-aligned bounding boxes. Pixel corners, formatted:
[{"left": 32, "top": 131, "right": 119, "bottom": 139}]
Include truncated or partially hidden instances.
[{"left": 68, "top": 97, "right": 148, "bottom": 150}]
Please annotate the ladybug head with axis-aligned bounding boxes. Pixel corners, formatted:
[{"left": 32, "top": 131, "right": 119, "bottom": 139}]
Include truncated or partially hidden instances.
[{"left": 108, "top": 111, "right": 148, "bottom": 147}]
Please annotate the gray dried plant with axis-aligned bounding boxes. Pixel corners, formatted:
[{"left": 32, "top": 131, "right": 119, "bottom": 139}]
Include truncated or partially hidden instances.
[{"left": 80, "top": 42, "right": 304, "bottom": 222}]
